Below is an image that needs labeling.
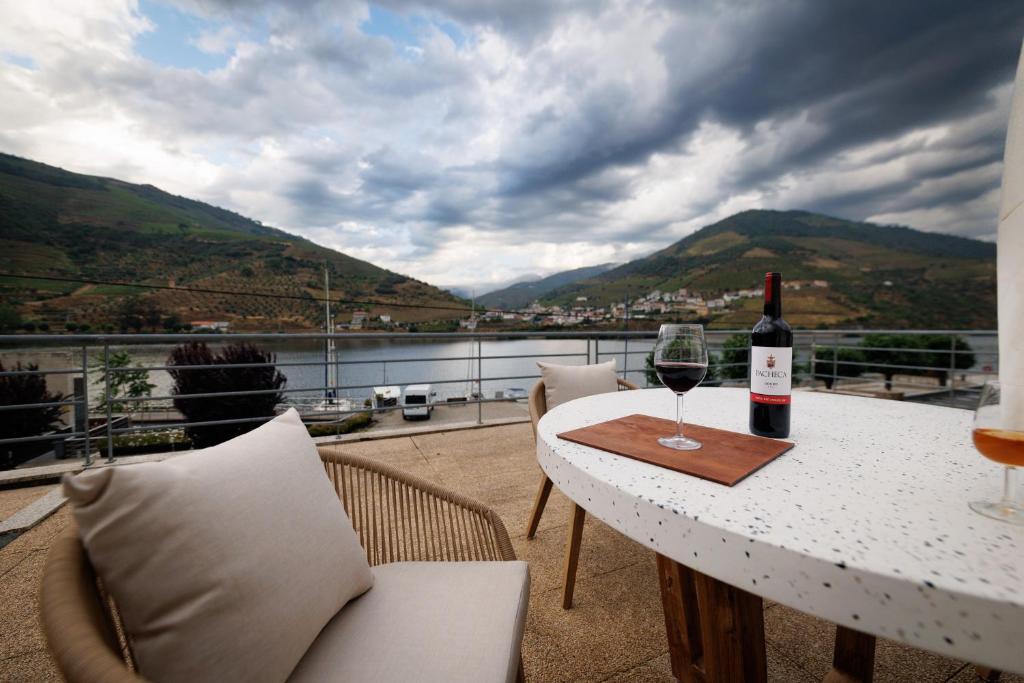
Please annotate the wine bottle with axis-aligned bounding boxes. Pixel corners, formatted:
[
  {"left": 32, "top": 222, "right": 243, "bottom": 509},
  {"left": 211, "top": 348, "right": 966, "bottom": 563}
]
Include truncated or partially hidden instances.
[{"left": 749, "top": 272, "right": 793, "bottom": 438}]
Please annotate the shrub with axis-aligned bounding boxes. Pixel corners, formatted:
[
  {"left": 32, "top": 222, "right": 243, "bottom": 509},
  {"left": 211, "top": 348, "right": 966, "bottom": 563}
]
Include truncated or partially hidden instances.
[
  {"left": 0, "top": 305, "right": 22, "bottom": 332},
  {"left": 95, "top": 429, "right": 190, "bottom": 457},
  {"left": 717, "top": 333, "right": 750, "bottom": 381},
  {"left": 93, "top": 350, "right": 155, "bottom": 413},
  {"left": 812, "top": 346, "right": 865, "bottom": 389},
  {"left": 645, "top": 347, "right": 720, "bottom": 387},
  {"left": 860, "top": 334, "right": 974, "bottom": 390},
  {"left": 0, "top": 362, "right": 65, "bottom": 469},
  {"left": 168, "top": 342, "right": 286, "bottom": 448},
  {"left": 305, "top": 412, "right": 373, "bottom": 437}
]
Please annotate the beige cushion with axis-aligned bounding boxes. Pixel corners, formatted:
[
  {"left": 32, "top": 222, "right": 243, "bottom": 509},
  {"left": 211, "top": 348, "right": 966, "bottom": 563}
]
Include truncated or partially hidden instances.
[
  {"left": 63, "top": 408, "right": 373, "bottom": 683},
  {"left": 537, "top": 359, "right": 619, "bottom": 409},
  {"left": 289, "top": 561, "right": 529, "bottom": 683}
]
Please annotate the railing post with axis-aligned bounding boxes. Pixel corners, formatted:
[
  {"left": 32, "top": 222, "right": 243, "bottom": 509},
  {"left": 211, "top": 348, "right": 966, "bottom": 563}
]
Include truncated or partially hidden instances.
[
  {"left": 103, "top": 343, "right": 115, "bottom": 464},
  {"left": 810, "top": 333, "right": 817, "bottom": 389},
  {"left": 832, "top": 335, "right": 839, "bottom": 392},
  {"left": 82, "top": 345, "right": 92, "bottom": 467},
  {"left": 949, "top": 335, "right": 957, "bottom": 407},
  {"left": 476, "top": 337, "right": 483, "bottom": 425},
  {"left": 594, "top": 338, "right": 599, "bottom": 366},
  {"left": 623, "top": 334, "right": 629, "bottom": 380}
]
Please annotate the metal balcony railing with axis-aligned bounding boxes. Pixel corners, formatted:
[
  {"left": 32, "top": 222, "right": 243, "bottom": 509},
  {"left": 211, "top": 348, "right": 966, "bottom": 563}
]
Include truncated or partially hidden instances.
[{"left": 0, "top": 329, "right": 997, "bottom": 469}]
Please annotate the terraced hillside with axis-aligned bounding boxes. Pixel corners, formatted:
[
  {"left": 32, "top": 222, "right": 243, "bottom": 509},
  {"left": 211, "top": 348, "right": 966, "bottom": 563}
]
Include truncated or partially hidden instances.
[
  {"left": 0, "top": 153, "right": 467, "bottom": 330},
  {"left": 543, "top": 210, "right": 996, "bottom": 329}
]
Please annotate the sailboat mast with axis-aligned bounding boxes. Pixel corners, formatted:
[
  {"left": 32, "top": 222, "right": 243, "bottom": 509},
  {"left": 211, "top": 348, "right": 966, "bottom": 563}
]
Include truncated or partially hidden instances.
[{"left": 324, "top": 266, "right": 334, "bottom": 398}]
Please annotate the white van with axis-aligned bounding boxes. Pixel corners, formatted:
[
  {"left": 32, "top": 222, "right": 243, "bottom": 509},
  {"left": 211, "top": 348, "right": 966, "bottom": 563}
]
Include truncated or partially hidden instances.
[{"left": 402, "top": 384, "right": 437, "bottom": 420}]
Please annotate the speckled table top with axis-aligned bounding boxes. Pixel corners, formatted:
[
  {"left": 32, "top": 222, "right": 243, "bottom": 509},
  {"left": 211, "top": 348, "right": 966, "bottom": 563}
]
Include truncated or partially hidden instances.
[{"left": 537, "top": 387, "right": 1024, "bottom": 674}]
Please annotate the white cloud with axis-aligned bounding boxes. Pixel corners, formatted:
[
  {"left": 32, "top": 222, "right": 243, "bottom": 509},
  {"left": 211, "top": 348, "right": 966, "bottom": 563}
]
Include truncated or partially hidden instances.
[{"left": 0, "top": 0, "right": 1018, "bottom": 288}]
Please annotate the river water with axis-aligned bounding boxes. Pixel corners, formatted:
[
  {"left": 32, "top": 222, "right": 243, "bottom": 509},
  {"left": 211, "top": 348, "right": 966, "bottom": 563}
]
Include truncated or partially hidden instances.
[{"left": 4, "top": 332, "right": 998, "bottom": 411}]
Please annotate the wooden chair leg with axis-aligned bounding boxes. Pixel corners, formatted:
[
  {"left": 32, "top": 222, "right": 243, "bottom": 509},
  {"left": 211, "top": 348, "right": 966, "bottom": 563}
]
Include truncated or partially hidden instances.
[
  {"left": 824, "top": 626, "right": 876, "bottom": 683},
  {"left": 526, "top": 474, "right": 554, "bottom": 539},
  {"left": 561, "top": 504, "right": 586, "bottom": 609}
]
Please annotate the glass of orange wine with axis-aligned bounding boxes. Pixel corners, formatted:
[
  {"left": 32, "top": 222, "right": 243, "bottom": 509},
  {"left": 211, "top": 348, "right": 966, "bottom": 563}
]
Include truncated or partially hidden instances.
[{"left": 969, "top": 380, "right": 1024, "bottom": 525}]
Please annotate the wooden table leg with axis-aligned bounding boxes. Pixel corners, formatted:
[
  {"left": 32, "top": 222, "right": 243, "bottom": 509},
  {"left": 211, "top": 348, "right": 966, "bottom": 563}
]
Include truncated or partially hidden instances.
[
  {"left": 974, "top": 666, "right": 1002, "bottom": 682},
  {"left": 656, "top": 554, "right": 767, "bottom": 683},
  {"left": 824, "top": 626, "right": 876, "bottom": 683}
]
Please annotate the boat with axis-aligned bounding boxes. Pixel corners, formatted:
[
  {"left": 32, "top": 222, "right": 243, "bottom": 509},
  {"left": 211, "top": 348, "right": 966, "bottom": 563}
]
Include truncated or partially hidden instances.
[{"left": 372, "top": 386, "right": 401, "bottom": 409}]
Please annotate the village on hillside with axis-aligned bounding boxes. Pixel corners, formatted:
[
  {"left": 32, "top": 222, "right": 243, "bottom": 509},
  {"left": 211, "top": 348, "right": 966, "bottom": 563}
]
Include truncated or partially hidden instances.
[{"left": 463, "top": 279, "right": 833, "bottom": 327}]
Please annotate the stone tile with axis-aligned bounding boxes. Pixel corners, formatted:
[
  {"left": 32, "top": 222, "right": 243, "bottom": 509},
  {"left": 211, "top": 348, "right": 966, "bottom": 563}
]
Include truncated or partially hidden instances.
[
  {"left": 946, "top": 664, "right": 1024, "bottom": 682},
  {"left": 0, "top": 484, "right": 57, "bottom": 521},
  {"left": 763, "top": 603, "right": 836, "bottom": 678},
  {"left": 1, "top": 507, "right": 71, "bottom": 554},
  {"left": 600, "top": 652, "right": 675, "bottom": 682},
  {"left": 516, "top": 515, "right": 655, "bottom": 594},
  {"left": 1, "top": 649, "right": 61, "bottom": 682},
  {"left": 0, "top": 548, "right": 31, "bottom": 579},
  {"left": 767, "top": 643, "right": 819, "bottom": 682},
  {"left": 522, "top": 560, "right": 666, "bottom": 683},
  {"left": 0, "top": 550, "right": 49, "bottom": 660},
  {"left": 765, "top": 602, "right": 971, "bottom": 683},
  {"left": 873, "top": 635, "right": 966, "bottom": 683}
]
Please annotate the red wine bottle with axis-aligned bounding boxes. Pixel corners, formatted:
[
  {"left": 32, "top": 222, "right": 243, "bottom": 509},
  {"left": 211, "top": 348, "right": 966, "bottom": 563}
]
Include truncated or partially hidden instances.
[{"left": 749, "top": 272, "right": 792, "bottom": 438}]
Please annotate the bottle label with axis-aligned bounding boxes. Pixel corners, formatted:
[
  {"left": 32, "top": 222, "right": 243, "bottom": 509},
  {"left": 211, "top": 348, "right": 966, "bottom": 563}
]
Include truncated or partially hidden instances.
[{"left": 750, "top": 346, "right": 792, "bottom": 404}]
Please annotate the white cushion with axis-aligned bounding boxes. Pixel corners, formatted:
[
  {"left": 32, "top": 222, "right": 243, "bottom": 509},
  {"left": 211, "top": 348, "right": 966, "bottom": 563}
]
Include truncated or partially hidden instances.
[
  {"left": 288, "top": 561, "right": 530, "bottom": 683},
  {"left": 63, "top": 408, "right": 373, "bottom": 683},
  {"left": 537, "top": 360, "right": 619, "bottom": 409}
]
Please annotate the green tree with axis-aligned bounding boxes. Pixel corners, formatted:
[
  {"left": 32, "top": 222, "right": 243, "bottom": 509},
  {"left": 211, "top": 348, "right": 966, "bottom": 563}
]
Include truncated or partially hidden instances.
[
  {"left": 812, "top": 346, "right": 865, "bottom": 389},
  {"left": 168, "top": 342, "right": 286, "bottom": 448},
  {"left": 93, "top": 350, "right": 155, "bottom": 413},
  {"left": 0, "top": 305, "right": 22, "bottom": 332},
  {"left": 0, "top": 362, "right": 64, "bottom": 469},
  {"left": 645, "top": 348, "right": 720, "bottom": 387},
  {"left": 860, "top": 334, "right": 974, "bottom": 390},
  {"left": 718, "top": 333, "right": 750, "bottom": 381},
  {"left": 117, "top": 297, "right": 163, "bottom": 332}
]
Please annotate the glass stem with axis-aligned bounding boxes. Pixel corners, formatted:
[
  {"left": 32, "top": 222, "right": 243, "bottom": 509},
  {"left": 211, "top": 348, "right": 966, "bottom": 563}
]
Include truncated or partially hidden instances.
[
  {"left": 1002, "top": 466, "right": 1020, "bottom": 506},
  {"left": 676, "top": 392, "right": 684, "bottom": 439}
]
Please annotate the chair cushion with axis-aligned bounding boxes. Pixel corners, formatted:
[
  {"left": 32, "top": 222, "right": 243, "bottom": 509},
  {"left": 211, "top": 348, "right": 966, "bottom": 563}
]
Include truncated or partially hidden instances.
[
  {"left": 537, "top": 359, "right": 619, "bottom": 409},
  {"left": 288, "top": 561, "right": 530, "bottom": 683},
  {"left": 62, "top": 408, "right": 373, "bottom": 683}
]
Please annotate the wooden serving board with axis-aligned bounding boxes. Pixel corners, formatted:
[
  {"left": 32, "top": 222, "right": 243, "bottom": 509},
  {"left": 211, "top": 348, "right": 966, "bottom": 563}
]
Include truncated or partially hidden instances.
[{"left": 557, "top": 414, "right": 794, "bottom": 486}]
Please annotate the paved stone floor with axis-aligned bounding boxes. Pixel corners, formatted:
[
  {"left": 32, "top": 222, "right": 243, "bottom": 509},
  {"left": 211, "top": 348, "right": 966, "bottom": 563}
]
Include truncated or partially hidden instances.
[{"left": 0, "top": 423, "right": 1019, "bottom": 682}]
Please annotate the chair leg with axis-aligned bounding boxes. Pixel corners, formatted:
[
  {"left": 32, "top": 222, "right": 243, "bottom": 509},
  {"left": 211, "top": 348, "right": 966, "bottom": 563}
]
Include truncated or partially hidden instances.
[
  {"left": 561, "top": 504, "right": 586, "bottom": 609},
  {"left": 526, "top": 474, "right": 554, "bottom": 539}
]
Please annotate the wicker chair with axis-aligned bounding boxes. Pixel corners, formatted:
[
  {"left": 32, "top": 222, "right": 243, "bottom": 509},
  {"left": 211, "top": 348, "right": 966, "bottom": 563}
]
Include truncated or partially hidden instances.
[
  {"left": 40, "top": 447, "right": 522, "bottom": 683},
  {"left": 526, "top": 377, "right": 638, "bottom": 609}
]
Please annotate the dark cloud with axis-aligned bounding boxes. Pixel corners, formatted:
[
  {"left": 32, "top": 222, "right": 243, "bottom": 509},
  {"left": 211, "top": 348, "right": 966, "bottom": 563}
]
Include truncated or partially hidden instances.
[{"left": 4, "top": 0, "right": 1022, "bottom": 288}]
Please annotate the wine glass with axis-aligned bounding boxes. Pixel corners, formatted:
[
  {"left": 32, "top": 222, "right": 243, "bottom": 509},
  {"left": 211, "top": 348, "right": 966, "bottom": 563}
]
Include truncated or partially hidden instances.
[
  {"left": 653, "top": 324, "right": 708, "bottom": 450},
  {"left": 969, "top": 380, "right": 1024, "bottom": 525}
]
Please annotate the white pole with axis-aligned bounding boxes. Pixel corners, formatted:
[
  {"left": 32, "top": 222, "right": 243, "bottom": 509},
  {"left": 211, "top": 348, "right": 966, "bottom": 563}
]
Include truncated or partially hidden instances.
[{"left": 998, "top": 41, "right": 1024, "bottom": 429}]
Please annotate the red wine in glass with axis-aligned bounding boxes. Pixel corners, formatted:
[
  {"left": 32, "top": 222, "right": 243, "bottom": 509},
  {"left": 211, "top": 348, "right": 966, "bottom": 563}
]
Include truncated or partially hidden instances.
[
  {"left": 654, "top": 361, "right": 707, "bottom": 393},
  {"left": 653, "top": 324, "right": 709, "bottom": 450}
]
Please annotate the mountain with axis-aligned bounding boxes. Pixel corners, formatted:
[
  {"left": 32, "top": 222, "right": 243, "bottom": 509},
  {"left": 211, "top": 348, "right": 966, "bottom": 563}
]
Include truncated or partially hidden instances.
[
  {"left": 542, "top": 210, "right": 996, "bottom": 329},
  {"left": 0, "top": 153, "right": 468, "bottom": 330},
  {"left": 477, "top": 263, "right": 618, "bottom": 311}
]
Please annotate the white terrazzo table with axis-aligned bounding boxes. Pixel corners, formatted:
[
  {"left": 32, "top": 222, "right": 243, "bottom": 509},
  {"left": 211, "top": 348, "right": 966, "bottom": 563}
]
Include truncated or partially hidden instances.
[{"left": 537, "top": 386, "right": 1023, "bottom": 679}]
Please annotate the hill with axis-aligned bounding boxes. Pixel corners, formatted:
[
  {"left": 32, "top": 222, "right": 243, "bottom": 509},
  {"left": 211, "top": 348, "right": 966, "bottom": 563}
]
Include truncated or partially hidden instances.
[
  {"left": 0, "top": 153, "right": 468, "bottom": 331},
  {"left": 542, "top": 210, "right": 996, "bottom": 329},
  {"left": 477, "top": 262, "right": 617, "bottom": 310}
]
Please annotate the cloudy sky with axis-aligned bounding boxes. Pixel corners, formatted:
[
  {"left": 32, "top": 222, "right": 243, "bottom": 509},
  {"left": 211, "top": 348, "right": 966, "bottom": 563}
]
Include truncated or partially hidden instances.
[{"left": 1, "top": 1, "right": 1022, "bottom": 292}]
